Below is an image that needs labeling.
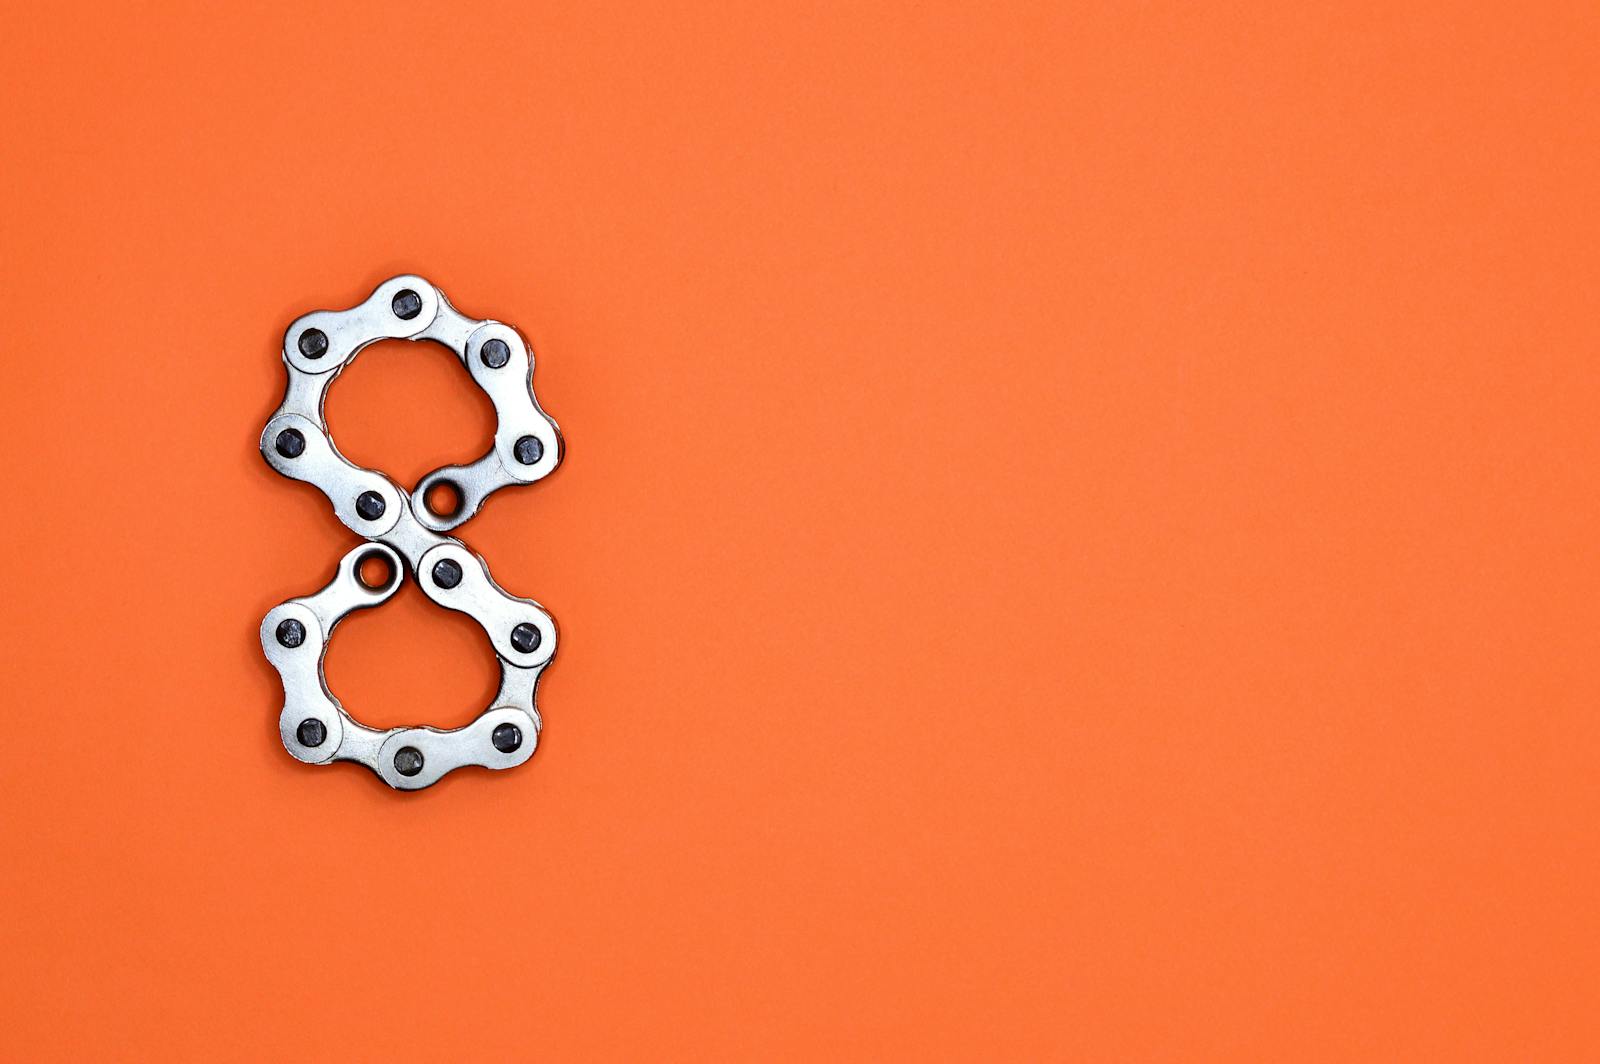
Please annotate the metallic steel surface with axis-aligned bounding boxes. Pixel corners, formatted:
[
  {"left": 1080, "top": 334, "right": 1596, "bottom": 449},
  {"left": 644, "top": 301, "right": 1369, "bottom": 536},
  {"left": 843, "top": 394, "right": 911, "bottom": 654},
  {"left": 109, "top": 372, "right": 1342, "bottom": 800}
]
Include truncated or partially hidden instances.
[{"left": 259, "top": 275, "right": 561, "bottom": 790}]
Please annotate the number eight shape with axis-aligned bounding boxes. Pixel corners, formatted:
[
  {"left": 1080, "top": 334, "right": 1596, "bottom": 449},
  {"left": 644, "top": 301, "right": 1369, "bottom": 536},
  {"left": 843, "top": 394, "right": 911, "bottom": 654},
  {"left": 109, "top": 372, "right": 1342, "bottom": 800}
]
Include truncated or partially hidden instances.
[{"left": 259, "top": 275, "right": 563, "bottom": 790}]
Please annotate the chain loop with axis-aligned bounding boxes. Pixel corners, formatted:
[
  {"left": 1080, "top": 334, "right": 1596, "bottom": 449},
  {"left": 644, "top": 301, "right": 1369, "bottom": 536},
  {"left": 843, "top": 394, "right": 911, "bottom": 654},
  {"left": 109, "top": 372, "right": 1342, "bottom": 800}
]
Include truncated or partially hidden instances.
[{"left": 259, "top": 275, "right": 562, "bottom": 790}]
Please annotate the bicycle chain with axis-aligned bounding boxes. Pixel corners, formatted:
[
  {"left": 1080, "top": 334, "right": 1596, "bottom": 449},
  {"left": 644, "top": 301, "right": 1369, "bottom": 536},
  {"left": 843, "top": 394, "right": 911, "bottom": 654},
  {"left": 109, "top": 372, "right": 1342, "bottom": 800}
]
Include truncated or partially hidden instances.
[{"left": 259, "top": 275, "right": 562, "bottom": 790}]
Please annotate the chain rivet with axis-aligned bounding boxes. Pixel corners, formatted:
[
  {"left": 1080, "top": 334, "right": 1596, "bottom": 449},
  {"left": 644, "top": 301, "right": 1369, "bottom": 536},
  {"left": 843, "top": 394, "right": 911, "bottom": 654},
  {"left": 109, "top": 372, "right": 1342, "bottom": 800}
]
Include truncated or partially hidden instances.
[
  {"left": 274, "top": 428, "right": 305, "bottom": 459},
  {"left": 391, "top": 289, "right": 422, "bottom": 320},
  {"left": 492, "top": 723, "right": 522, "bottom": 753},
  {"left": 510, "top": 623, "right": 541, "bottom": 654},
  {"left": 275, "top": 618, "right": 306, "bottom": 648},
  {"left": 355, "top": 491, "right": 386, "bottom": 521},
  {"left": 513, "top": 435, "right": 543, "bottom": 465},
  {"left": 432, "top": 558, "right": 463, "bottom": 589},
  {"left": 394, "top": 747, "right": 425, "bottom": 777},
  {"left": 298, "top": 328, "right": 328, "bottom": 359},
  {"left": 481, "top": 338, "right": 510, "bottom": 368}
]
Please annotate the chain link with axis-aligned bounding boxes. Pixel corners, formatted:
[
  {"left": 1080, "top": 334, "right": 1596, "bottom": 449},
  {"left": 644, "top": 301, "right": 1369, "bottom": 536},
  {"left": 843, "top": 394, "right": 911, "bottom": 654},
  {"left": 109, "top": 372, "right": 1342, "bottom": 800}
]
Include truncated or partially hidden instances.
[{"left": 259, "top": 275, "right": 562, "bottom": 790}]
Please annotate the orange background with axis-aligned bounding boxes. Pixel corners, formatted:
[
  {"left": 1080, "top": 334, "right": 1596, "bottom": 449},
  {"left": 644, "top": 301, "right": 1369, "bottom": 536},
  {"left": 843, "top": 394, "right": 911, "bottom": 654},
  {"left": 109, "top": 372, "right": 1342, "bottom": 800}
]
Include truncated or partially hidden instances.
[{"left": 2, "top": 2, "right": 1598, "bottom": 1060}]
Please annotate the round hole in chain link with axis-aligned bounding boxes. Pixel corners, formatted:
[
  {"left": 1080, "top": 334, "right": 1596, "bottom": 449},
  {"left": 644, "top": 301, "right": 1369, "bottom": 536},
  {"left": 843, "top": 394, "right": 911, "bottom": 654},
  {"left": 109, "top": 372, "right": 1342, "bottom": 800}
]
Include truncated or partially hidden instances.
[
  {"left": 425, "top": 479, "right": 464, "bottom": 519},
  {"left": 356, "top": 549, "right": 397, "bottom": 593}
]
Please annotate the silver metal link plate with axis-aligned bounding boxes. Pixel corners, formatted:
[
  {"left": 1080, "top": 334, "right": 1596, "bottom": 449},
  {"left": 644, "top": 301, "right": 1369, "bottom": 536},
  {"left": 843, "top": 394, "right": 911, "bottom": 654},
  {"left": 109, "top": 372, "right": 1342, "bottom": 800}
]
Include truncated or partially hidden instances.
[{"left": 259, "top": 275, "right": 563, "bottom": 790}]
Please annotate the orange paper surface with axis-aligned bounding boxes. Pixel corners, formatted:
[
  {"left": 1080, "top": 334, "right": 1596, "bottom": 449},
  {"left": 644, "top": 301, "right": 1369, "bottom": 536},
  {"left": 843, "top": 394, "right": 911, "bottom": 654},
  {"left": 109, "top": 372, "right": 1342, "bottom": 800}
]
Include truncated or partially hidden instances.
[{"left": 2, "top": 2, "right": 1598, "bottom": 1059}]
